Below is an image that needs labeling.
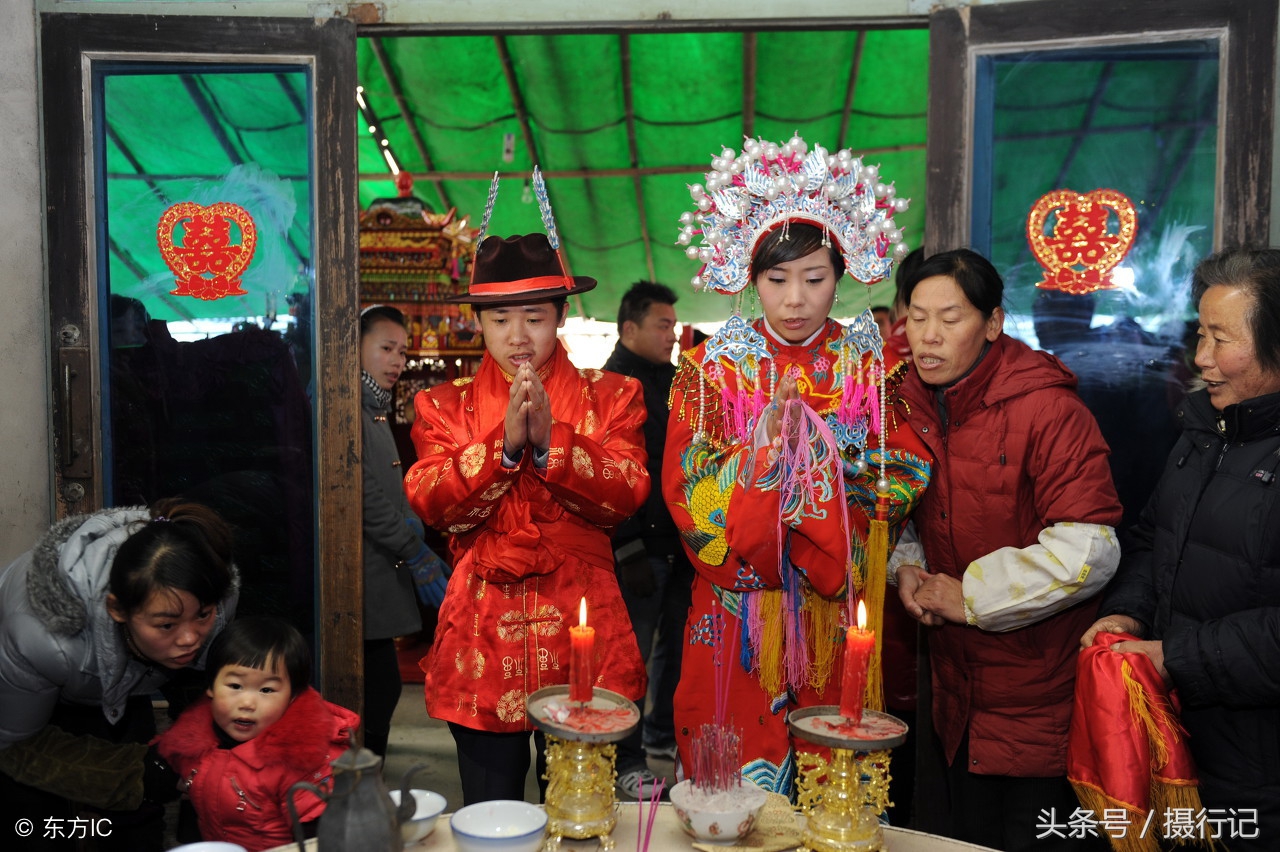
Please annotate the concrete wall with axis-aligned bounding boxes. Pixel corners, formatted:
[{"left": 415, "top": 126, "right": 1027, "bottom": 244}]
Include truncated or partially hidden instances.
[{"left": 1, "top": 0, "right": 49, "bottom": 564}]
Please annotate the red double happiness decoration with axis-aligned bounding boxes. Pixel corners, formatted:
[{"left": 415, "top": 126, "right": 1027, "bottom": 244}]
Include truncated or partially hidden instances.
[
  {"left": 1026, "top": 188, "right": 1137, "bottom": 295},
  {"left": 157, "top": 201, "right": 258, "bottom": 300}
]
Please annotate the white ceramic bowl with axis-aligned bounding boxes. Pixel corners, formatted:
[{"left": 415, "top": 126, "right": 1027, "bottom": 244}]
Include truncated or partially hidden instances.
[
  {"left": 389, "top": 788, "right": 448, "bottom": 843},
  {"left": 669, "top": 778, "right": 769, "bottom": 845},
  {"left": 449, "top": 800, "right": 548, "bottom": 852}
]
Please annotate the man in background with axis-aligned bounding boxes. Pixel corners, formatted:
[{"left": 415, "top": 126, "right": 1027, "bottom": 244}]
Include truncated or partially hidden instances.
[
  {"left": 601, "top": 281, "right": 693, "bottom": 800},
  {"left": 872, "top": 304, "right": 894, "bottom": 339},
  {"left": 883, "top": 246, "right": 922, "bottom": 362}
]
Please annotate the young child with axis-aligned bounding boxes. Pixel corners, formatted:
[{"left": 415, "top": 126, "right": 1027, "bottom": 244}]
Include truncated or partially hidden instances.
[
  {"left": 404, "top": 218, "right": 651, "bottom": 804},
  {"left": 154, "top": 616, "right": 359, "bottom": 852}
]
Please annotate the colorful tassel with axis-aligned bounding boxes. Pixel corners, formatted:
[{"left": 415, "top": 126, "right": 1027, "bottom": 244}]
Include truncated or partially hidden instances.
[
  {"left": 738, "top": 593, "right": 754, "bottom": 673},
  {"left": 862, "top": 491, "right": 890, "bottom": 712},
  {"left": 753, "top": 588, "right": 784, "bottom": 695},
  {"left": 780, "top": 541, "right": 809, "bottom": 690},
  {"left": 804, "top": 591, "right": 841, "bottom": 693}
]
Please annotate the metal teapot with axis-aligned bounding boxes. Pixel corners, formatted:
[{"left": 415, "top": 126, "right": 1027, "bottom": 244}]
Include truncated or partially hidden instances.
[{"left": 287, "top": 746, "right": 428, "bottom": 851}]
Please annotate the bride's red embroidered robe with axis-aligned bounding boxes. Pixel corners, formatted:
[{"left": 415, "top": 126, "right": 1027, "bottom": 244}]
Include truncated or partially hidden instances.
[{"left": 664, "top": 318, "right": 932, "bottom": 793}]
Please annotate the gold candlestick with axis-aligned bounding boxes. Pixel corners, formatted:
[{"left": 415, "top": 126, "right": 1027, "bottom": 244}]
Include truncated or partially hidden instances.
[
  {"left": 527, "top": 685, "right": 640, "bottom": 851},
  {"left": 788, "top": 706, "right": 908, "bottom": 852}
]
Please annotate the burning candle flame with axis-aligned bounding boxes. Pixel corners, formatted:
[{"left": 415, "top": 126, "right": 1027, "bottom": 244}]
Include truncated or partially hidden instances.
[
  {"left": 857, "top": 598, "right": 867, "bottom": 630},
  {"left": 579, "top": 596, "right": 587, "bottom": 628}
]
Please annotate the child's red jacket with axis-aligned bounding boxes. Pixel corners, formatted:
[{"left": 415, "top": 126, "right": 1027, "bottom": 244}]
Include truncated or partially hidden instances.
[{"left": 154, "top": 688, "right": 359, "bottom": 851}]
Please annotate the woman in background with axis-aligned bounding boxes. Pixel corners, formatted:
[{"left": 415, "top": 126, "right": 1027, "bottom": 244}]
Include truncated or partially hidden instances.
[{"left": 358, "top": 305, "right": 448, "bottom": 757}]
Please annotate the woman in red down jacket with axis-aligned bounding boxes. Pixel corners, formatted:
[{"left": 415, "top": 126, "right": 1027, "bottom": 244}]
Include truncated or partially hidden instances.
[{"left": 893, "top": 249, "right": 1121, "bottom": 852}]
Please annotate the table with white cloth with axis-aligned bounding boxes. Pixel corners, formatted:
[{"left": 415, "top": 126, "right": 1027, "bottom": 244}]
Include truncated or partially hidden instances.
[{"left": 264, "top": 802, "right": 996, "bottom": 852}]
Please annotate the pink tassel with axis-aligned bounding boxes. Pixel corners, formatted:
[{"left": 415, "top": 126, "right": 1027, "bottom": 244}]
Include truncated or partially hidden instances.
[
  {"left": 772, "top": 399, "right": 851, "bottom": 692},
  {"left": 837, "top": 378, "right": 883, "bottom": 436},
  {"left": 720, "top": 385, "right": 775, "bottom": 443},
  {"left": 779, "top": 405, "right": 815, "bottom": 689},
  {"left": 837, "top": 375, "right": 854, "bottom": 423},
  {"left": 867, "top": 381, "right": 881, "bottom": 435},
  {"left": 837, "top": 381, "right": 863, "bottom": 429},
  {"left": 751, "top": 385, "right": 768, "bottom": 424},
  {"left": 720, "top": 387, "right": 745, "bottom": 441}
]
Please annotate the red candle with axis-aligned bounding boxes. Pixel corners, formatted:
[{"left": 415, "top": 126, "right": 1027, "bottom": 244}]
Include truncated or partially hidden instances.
[
  {"left": 569, "top": 597, "right": 595, "bottom": 703},
  {"left": 839, "top": 600, "right": 874, "bottom": 723}
]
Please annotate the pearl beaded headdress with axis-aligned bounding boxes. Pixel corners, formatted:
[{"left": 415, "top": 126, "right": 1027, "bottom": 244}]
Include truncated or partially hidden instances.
[{"left": 676, "top": 134, "right": 911, "bottom": 295}]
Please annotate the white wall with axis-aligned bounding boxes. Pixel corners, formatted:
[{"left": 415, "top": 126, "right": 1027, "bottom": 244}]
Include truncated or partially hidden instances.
[{"left": 1, "top": 0, "right": 49, "bottom": 564}]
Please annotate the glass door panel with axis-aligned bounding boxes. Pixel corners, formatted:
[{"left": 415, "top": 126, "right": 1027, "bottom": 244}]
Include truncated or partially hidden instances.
[
  {"left": 99, "top": 65, "right": 317, "bottom": 627},
  {"left": 972, "top": 41, "right": 1218, "bottom": 529},
  {"left": 975, "top": 42, "right": 1219, "bottom": 333}
]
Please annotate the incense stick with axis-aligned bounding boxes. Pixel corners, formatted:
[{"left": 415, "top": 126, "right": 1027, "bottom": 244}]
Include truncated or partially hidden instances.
[
  {"left": 636, "top": 777, "right": 665, "bottom": 852},
  {"left": 691, "top": 601, "right": 742, "bottom": 793}
]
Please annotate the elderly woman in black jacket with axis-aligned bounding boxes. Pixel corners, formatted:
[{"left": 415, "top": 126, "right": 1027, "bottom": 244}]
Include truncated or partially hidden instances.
[{"left": 1083, "top": 248, "right": 1280, "bottom": 850}]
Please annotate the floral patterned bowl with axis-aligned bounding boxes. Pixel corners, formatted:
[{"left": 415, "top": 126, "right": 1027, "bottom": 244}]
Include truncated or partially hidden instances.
[{"left": 669, "top": 779, "right": 769, "bottom": 845}]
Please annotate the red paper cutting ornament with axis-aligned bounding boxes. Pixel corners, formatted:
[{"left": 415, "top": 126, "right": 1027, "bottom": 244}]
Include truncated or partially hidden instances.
[
  {"left": 157, "top": 201, "right": 258, "bottom": 300},
  {"left": 1026, "top": 188, "right": 1137, "bottom": 295}
]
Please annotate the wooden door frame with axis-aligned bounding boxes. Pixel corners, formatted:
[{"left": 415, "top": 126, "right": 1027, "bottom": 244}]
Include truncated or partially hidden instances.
[{"left": 40, "top": 13, "right": 363, "bottom": 712}]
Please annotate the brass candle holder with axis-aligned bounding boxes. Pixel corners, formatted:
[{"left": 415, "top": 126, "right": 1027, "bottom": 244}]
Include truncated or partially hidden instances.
[
  {"left": 527, "top": 684, "right": 640, "bottom": 851},
  {"left": 788, "top": 705, "right": 908, "bottom": 852}
]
